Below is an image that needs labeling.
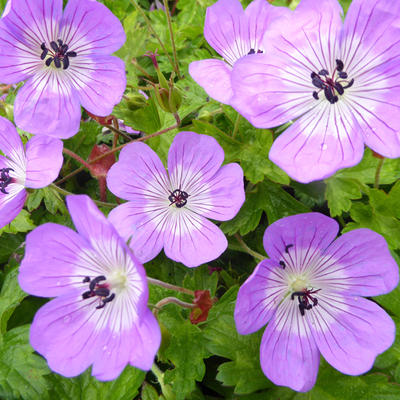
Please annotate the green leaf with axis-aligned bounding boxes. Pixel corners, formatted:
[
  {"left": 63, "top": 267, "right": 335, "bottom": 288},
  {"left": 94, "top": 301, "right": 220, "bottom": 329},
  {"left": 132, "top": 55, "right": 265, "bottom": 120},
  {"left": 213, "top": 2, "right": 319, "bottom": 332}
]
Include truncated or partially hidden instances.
[
  {"left": 0, "top": 268, "right": 27, "bottom": 335},
  {"left": 204, "top": 287, "right": 271, "bottom": 394},
  {"left": 141, "top": 382, "right": 160, "bottom": 400},
  {"left": 0, "top": 210, "right": 36, "bottom": 235},
  {"left": 325, "top": 177, "right": 364, "bottom": 217},
  {"left": 160, "top": 309, "right": 209, "bottom": 400},
  {"left": 0, "top": 325, "right": 50, "bottom": 400},
  {"left": 46, "top": 366, "right": 145, "bottom": 400}
]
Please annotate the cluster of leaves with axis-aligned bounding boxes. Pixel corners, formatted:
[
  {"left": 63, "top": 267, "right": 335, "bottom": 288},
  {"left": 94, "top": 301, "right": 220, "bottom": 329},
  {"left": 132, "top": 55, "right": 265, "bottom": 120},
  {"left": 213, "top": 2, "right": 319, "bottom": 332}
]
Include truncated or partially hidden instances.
[{"left": 0, "top": 0, "right": 399, "bottom": 399}]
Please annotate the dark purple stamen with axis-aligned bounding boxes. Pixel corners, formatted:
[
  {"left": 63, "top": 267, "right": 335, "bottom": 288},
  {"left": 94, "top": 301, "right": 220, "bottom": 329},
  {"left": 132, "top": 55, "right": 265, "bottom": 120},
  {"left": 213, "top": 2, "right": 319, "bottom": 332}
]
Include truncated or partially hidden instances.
[
  {"left": 279, "top": 261, "right": 286, "bottom": 269},
  {"left": 82, "top": 275, "right": 115, "bottom": 309},
  {"left": 291, "top": 288, "right": 321, "bottom": 316},
  {"left": 40, "top": 39, "right": 77, "bottom": 70},
  {"left": 0, "top": 168, "right": 14, "bottom": 194},
  {"left": 248, "top": 48, "right": 264, "bottom": 55},
  {"left": 168, "top": 189, "right": 189, "bottom": 208},
  {"left": 285, "top": 244, "right": 293, "bottom": 253},
  {"left": 310, "top": 59, "right": 353, "bottom": 104}
]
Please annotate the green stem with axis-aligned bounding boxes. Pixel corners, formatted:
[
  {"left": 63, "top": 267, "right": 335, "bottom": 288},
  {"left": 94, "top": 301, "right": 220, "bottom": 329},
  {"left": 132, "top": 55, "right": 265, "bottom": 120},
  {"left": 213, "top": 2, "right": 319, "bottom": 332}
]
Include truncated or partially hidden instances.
[
  {"left": 129, "top": 0, "right": 177, "bottom": 75},
  {"left": 235, "top": 233, "right": 265, "bottom": 262},
  {"left": 50, "top": 184, "right": 117, "bottom": 208},
  {"left": 162, "top": 0, "right": 181, "bottom": 79},
  {"left": 55, "top": 166, "right": 84, "bottom": 185},
  {"left": 151, "top": 364, "right": 175, "bottom": 400},
  {"left": 374, "top": 157, "right": 385, "bottom": 189},
  {"left": 62, "top": 148, "right": 91, "bottom": 169},
  {"left": 147, "top": 277, "right": 195, "bottom": 296},
  {"left": 232, "top": 114, "right": 241, "bottom": 138}
]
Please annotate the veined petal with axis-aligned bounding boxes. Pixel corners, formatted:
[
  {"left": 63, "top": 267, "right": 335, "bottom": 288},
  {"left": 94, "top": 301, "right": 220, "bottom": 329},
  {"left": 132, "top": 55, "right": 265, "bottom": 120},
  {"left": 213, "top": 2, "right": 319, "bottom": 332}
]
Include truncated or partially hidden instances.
[
  {"left": 0, "top": 185, "right": 26, "bottom": 229},
  {"left": 25, "top": 135, "right": 63, "bottom": 188},
  {"left": 0, "top": 116, "right": 24, "bottom": 160},
  {"left": 68, "top": 55, "right": 126, "bottom": 117},
  {"left": 235, "top": 259, "right": 286, "bottom": 335},
  {"left": 108, "top": 202, "right": 165, "bottom": 264},
  {"left": 269, "top": 100, "right": 364, "bottom": 183},
  {"left": 189, "top": 163, "right": 245, "bottom": 221},
  {"left": 168, "top": 131, "right": 224, "bottom": 193},
  {"left": 1, "top": 0, "right": 62, "bottom": 47},
  {"left": 14, "top": 71, "right": 81, "bottom": 139},
  {"left": 204, "top": 0, "right": 249, "bottom": 65},
  {"left": 60, "top": 0, "right": 126, "bottom": 56},
  {"left": 0, "top": 21, "right": 42, "bottom": 84},
  {"left": 245, "top": 0, "right": 292, "bottom": 53},
  {"left": 310, "top": 294, "right": 395, "bottom": 375},
  {"left": 18, "top": 223, "right": 95, "bottom": 297},
  {"left": 189, "top": 59, "right": 233, "bottom": 104},
  {"left": 163, "top": 210, "right": 227, "bottom": 268},
  {"left": 313, "top": 229, "right": 399, "bottom": 296},
  {"left": 263, "top": 213, "right": 338, "bottom": 273},
  {"left": 107, "top": 141, "right": 169, "bottom": 201},
  {"left": 260, "top": 296, "right": 320, "bottom": 392}
]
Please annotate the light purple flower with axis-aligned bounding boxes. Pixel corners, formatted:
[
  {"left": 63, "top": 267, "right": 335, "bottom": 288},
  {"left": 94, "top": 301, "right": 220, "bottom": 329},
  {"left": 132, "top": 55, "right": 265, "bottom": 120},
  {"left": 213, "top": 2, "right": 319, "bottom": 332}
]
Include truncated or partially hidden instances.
[
  {"left": 0, "top": 115, "right": 63, "bottom": 228},
  {"left": 189, "top": 0, "right": 290, "bottom": 104},
  {"left": 0, "top": 0, "right": 126, "bottom": 139},
  {"left": 231, "top": 0, "right": 400, "bottom": 183},
  {"left": 234, "top": 213, "right": 399, "bottom": 392},
  {"left": 107, "top": 131, "right": 245, "bottom": 268},
  {"left": 18, "top": 195, "right": 160, "bottom": 380}
]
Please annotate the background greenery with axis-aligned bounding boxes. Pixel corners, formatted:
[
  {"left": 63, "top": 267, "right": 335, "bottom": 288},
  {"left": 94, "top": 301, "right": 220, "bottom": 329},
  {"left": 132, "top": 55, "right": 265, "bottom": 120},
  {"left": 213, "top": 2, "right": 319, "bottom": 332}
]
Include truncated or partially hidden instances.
[{"left": 0, "top": 0, "right": 399, "bottom": 398}]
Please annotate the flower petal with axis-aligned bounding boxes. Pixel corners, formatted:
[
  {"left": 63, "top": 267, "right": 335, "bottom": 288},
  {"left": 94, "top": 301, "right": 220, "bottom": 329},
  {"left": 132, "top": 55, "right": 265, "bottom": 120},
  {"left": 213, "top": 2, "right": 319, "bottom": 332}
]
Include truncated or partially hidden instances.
[
  {"left": 0, "top": 186, "right": 26, "bottom": 229},
  {"left": 263, "top": 213, "right": 339, "bottom": 272},
  {"left": 260, "top": 297, "right": 320, "bottom": 392},
  {"left": 18, "top": 223, "right": 94, "bottom": 297},
  {"left": 168, "top": 131, "right": 224, "bottom": 192},
  {"left": 245, "top": 0, "right": 292, "bottom": 53},
  {"left": 0, "top": 116, "right": 24, "bottom": 159},
  {"left": 235, "top": 259, "right": 286, "bottom": 335},
  {"left": 310, "top": 294, "right": 395, "bottom": 375},
  {"left": 60, "top": 0, "right": 126, "bottom": 56},
  {"left": 69, "top": 55, "right": 126, "bottom": 117},
  {"left": 14, "top": 71, "right": 81, "bottom": 139},
  {"left": 268, "top": 101, "right": 365, "bottom": 183},
  {"left": 189, "top": 163, "right": 245, "bottom": 221},
  {"left": 92, "top": 308, "right": 160, "bottom": 379},
  {"left": 204, "top": 0, "right": 249, "bottom": 65},
  {"left": 189, "top": 59, "right": 233, "bottom": 104},
  {"left": 108, "top": 202, "right": 165, "bottom": 264},
  {"left": 107, "top": 141, "right": 169, "bottom": 201},
  {"left": 24, "top": 135, "right": 63, "bottom": 188},
  {"left": 1, "top": 0, "right": 62, "bottom": 45},
  {"left": 163, "top": 210, "right": 227, "bottom": 268},
  {"left": 315, "top": 228, "right": 399, "bottom": 296},
  {"left": 30, "top": 289, "right": 108, "bottom": 378}
]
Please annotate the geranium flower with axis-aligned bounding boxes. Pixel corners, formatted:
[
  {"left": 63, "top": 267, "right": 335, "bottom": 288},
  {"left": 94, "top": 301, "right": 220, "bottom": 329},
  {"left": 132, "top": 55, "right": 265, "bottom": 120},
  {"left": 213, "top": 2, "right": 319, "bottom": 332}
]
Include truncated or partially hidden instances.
[
  {"left": 18, "top": 195, "right": 161, "bottom": 380},
  {"left": 107, "top": 131, "right": 245, "bottom": 268},
  {"left": 0, "top": 115, "right": 63, "bottom": 228},
  {"left": 234, "top": 213, "right": 399, "bottom": 392},
  {"left": 189, "top": 0, "right": 290, "bottom": 104},
  {"left": 0, "top": 0, "right": 126, "bottom": 138},
  {"left": 230, "top": 0, "right": 400, "bottom": 182}
]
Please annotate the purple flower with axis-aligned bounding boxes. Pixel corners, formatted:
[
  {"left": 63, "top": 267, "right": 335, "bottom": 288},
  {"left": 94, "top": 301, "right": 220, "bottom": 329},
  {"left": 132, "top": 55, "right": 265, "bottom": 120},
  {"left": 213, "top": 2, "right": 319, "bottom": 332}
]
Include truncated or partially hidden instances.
[
  {"left": 230, "top": 0, "right": 400, "bottom": 183},
  {"left": 234, "top": 213, "right": 399, "bottom": 392},
  {"left": 18, "top": 195, "right": 160, "bottom": 380},
  {"left": 0, "top": 115, "right": 63, "bottom": 228},
  {"left": 189, "top": 0, "right": 290, "bottom": 104},
  {"left": 107, "top": 131, "right": 245, "bottom": 268},
  {"left": 0, "top": 0, "right": 126, "bottom": 139}
]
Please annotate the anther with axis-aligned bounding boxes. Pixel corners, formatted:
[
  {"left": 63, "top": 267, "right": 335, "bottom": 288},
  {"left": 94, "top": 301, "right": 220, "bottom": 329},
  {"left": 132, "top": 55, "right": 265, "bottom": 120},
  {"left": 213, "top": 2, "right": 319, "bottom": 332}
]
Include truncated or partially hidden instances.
[
  {"left": 336, "top": 59, "right": 344, "bottom": 72},
  {"left": 342, "top": 78, "right": 354, "bottom": 89},
  {"left": 279, "top": 261, "right": 286, "bottom": 269},
  {"left": 334, "top": 82, "right": 344, "bottom": 95},
  {"left": 285, "top": 244, "right": 293, "bottom": 253},
  {"left": 50, "top": 41, "right": 59, "bottom": 52},
  {"left": 89, "top": 275, "right": 106, "bottom": 291},
  {"left": 168, "top": 189, "right": 189, "bottom": 208},
  {"left": 82, "top": 276, "right": 90, "bottom": 283},
  {"left": 338, "top": 71, "right": 348, "bottom": 79},
  {"left": 318, "top": 69, "right": 329, "bottom": 76}
]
